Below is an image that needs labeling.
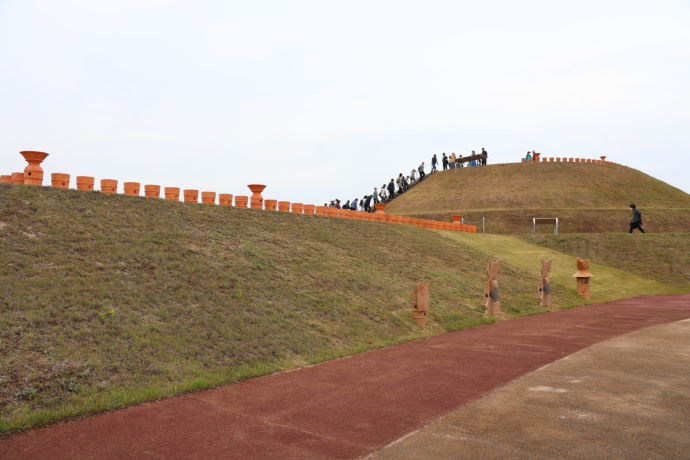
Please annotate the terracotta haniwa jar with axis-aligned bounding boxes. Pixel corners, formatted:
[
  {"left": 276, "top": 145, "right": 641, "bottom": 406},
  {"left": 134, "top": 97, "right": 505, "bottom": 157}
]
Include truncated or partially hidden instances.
[
  {"left": 374, "top": 203, "right": 387, "bottom": 214},
  {"left": 11, "top": 172, "right": 25, "bottom": 184},
  {"left": 201, "top": 191, "right": 216, "bottom": 204},
  {"left": 123, "top": 182, "right": 140, "bottom": 196},
  {"left": 51, "top": 173, "right": 70, "bottom": 189},
  {"left": 264, "top": 199, "right": 277, "bottom": 211},
  {"left": 315, "top": 206, "right": 328, "bottom": 216},
  {"left": 325, "top": 207, "right": 337, "bottom": 218},
  {"left": 219, "top": 194, "right": 234, "bottom": 206},
  {"left": 247, "top": 184, "right": 266, "bottom": 209},
  {"left": 0, "top": 175, "right": 11, "bottom": 184},
  {"left": 144, "top": 185, "right": 161, "bottom": 198},
  {"left": 235, "top": 195, "right": 248, "bottom": 208},
  {"left": 291, "top": 203, "right": 303, "bottom": 214},
  {"left": 303, "top": 204, "right": 315, "bottom": 215},
  {"left": 164, "top": 187, "right": 180, "bottom": 201},
  {"left": 183, "top": 189, "right": 199, "bottom": 203},
  {"left": 76, "top": 176, "right": 95, "bottom": 190},
  {"left": 572, "top": 257, "right": 594, "bottom": 300},
  {"left": 278, "top": 201, "right": 291, "bottom": 212},
  {"left": 20, "top": 151, "right": 49, "bottom": 185},
  {"left": 100, "top": 179, "right": 118, "bottom": 194}
]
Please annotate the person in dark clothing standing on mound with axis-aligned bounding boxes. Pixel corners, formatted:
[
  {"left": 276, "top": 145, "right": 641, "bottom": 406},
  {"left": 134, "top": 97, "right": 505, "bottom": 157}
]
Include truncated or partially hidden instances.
[
  {"left": 388, "top": 179, "right": 395, "bottom": 200},
  {"left": 431, "top": 154, "right": 438, "bottom": 172},
  {"left": 442, "top": 153, "right": 448, "bottom": 170},
  {"left": 629, "top": 204, "right": 645, "bottom": 233}
]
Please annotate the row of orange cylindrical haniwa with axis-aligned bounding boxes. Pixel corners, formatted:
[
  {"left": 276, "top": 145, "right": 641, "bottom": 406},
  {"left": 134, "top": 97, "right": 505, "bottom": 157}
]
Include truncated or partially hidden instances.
[
  {"left": 2, "top": 151, "right": 478, "bottom": 233},
  {"left": 521, "top": 155, "right": 619, "bottom": 165}
]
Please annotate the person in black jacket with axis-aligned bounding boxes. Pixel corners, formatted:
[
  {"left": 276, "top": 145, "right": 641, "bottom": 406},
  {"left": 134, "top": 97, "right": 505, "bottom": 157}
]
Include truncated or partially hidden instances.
[
  {"left": 431, "top": 154, "right": 438, "bottom": 172},
  {"left": 387, "top": 179, "right": 395, "bottom": 199},
  {"left": 628, "top": 204, "right": 645, "bottom": 233},
  {"left": 481, "top": 147, "right": 488, "bottom": 165},
  {"left": 442, "top": 153, "right": 448, "bottom": 170}
]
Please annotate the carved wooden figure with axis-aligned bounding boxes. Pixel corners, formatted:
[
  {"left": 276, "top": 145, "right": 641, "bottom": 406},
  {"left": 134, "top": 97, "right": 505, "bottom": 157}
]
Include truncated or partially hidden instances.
[
  {"left": 411, "top": 282, "right": 430, "bottom": 326},
  {"left": 572, "top": 258, "right": 593, "bottom": 299},
  {"left": 539, "top": 259, "right": 553, "bottom": 307},
  {"left": 484, "top": 259, "right": 503, "bottom": 316}
]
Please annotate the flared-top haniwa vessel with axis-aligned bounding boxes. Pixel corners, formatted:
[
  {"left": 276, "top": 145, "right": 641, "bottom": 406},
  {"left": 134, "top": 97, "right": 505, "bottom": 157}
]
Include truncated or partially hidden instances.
[
  {"left": 247, "top": 184, "right": 266, "bottom": 209},
  {"left": 20, "top": 151, "right": 49, "bottom": 185}
]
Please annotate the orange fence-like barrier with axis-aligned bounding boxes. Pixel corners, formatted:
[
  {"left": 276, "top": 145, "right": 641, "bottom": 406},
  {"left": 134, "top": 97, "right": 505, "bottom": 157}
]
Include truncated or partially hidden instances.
[{"left": 0, "top": 150, "right": 489, "bottom": 233}]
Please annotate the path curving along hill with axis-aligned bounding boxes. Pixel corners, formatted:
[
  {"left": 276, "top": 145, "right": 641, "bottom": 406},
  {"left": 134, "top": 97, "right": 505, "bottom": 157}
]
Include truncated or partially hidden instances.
[
  {"left": 384, "top": 162, "right": 690, "bottom": 233},
  {"left": 0, "top": 183, "right": 686, "bottom": 434}
]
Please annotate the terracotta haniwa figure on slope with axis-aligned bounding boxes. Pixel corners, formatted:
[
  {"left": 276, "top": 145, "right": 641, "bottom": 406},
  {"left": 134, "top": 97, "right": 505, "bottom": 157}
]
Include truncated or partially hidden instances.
[
  {"left": 484, "top": 259, "right": 503, "bottom": 316},
  {"left": 539, "top": 259, "right": 553, "bottom": 307}
]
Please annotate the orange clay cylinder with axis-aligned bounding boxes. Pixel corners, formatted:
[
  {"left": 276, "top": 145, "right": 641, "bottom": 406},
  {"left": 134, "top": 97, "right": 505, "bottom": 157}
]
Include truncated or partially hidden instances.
[
  {"left": 219, "top": 194, "right": 233, "bottom": 206},
  {"left": 235, "top": 195, "right": 248, "bottom": 208},
  {"left": 183, "top": 189, "right": 199, "bottom": 203},
  {"left": 326, "top": 207, "right": 337, "bottom": 217},
  {"left": 277, "top": 201, "right": 291, "bottom": 212},
  {"left": 76, "top": 176, "right": 95, "bottom": 190},
  {"left": 247, "top": 184, "right": 266, "bottom": 209},
  {"left": 11, "top": 172, "right": 25, "bottom": 184},
  {"left": 201, "top": 191, "right": 216, "bottom": 204},
  {"left": 100, "top": 179, "right": 118, "bottom": 194},
  {"left": 303, "top": 204, "right": 315, "bottom": 215},
  {"left": 374, "top": 203, "right": 386, "bottom": 214},
  {"left": 264, "top": 199, "right": 277, "bottom": 211},
  {"left": 123, "top": 182, "right": 140, "bottom": 196},
  {"left": 291, "top": 203, "right": 303, "bottom": 214},
  {"left": 51, "top": 173, "right": 70, "bottom": 189},
  {"left": 144, "top": 185, "right": 161, "bottom": 198},
  {"left": 20, "top": 151, "right": 49, "bottom": 185},
  {"left": 315, "top": 206, "right": 328, "bottom": 216},
  {"left": 0, "top": 175, "right": 11, "bottom": 183},
  {"left": 164, "top": 187, "right": 180, "bottom": 200}
]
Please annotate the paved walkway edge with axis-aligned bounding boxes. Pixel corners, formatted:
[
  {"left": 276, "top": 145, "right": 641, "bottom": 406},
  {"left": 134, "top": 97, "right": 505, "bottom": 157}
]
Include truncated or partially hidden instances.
[{"left": 2, "top": 294, "right": 689, "bottom": 459}]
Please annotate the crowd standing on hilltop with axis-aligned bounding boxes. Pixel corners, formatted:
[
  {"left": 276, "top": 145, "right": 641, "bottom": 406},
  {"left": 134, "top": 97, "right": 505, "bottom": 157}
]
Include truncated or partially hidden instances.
[{"left": 324, "top": 148, "right": 489, "bottom": 211}]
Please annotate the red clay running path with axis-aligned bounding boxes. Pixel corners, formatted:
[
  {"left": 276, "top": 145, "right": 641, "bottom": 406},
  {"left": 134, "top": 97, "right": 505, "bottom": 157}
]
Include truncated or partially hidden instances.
[{"left": 2, "top": 295, "right": 689, "bottom": 459}]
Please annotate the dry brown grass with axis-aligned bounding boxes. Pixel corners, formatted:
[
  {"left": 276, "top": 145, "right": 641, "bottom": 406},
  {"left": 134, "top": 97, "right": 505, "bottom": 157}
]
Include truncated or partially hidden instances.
[{"left": 385, "top": 163, "right": 690, "bottom": 233}]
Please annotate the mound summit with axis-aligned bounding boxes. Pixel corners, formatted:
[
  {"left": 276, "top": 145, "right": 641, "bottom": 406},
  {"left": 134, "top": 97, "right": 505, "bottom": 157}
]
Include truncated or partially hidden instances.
[{"left": 385, "top": 162, "right": 690, "bottom": 233}]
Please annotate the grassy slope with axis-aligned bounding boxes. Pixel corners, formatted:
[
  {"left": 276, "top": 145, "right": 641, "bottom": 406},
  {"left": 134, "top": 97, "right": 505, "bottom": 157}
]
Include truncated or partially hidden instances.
[
  {"left": 385, "top": 163, "right": 690, "bottom": 233},
  {"left": 440, "top": 232, "right": 685, "bottom": 306},
  {"left": 0, "top": 184, "right": 684, "bottom": 433},
  {"left": 517, "top": 233, "right": 690, "bottom": 289}
]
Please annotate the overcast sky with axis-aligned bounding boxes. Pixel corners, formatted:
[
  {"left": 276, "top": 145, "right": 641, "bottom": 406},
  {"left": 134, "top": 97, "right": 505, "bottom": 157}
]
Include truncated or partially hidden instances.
[{"left": 2, "top": 1, "right": 689, "bottom": 204}]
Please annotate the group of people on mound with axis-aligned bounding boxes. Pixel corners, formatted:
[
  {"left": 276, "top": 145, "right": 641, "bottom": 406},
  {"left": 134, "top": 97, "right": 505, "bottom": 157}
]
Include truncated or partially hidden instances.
[
  {"left": 325, "top": 161, "right": 427, "bottom": 212},
  {"left": 524, "top": 151, "right": 541, "bottom": 162},
  {"left": 324, "top": 148, "right": 490, "bottom": 211},
  {"left": 439, "top": 148, "right": 488, "bottom": 170}
]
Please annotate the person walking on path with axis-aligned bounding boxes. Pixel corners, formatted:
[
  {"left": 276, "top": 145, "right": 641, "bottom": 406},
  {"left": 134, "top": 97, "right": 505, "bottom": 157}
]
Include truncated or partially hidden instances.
[
  {"left": 373, "top": 187, "right": 379, "bottom": 204},
  {"left": 481, "top": 147, "right": 488, "bottom": 165},
  {"left": 387, "top": 179, "right": 395, "bottom": 200},
  {"left": 418, "top": 162, "right": 426, "bottom": 179},
  {"left": 629, "top": 204, "right": 645, "bottom": 233},
  {"left": 442, "top": 153, "right": 448, "bottom": 170},
  {"left": 431, "top": 154, "right": 438, "bottom": 172}
]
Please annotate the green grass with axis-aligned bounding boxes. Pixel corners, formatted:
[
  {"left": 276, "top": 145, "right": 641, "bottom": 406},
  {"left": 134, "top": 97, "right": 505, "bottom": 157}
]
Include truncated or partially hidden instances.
[
  {"left": 517, "top": 233, "right": 690, "bottom": 289},
  {"left": 0, "top": 183, "right": 685, "bottom": 433},
  {"left": 440, "top": 232, "right": 687, "bottom": 307},
  {"left": 385, "top": 163, "right": 690, "bottom": 233}
]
